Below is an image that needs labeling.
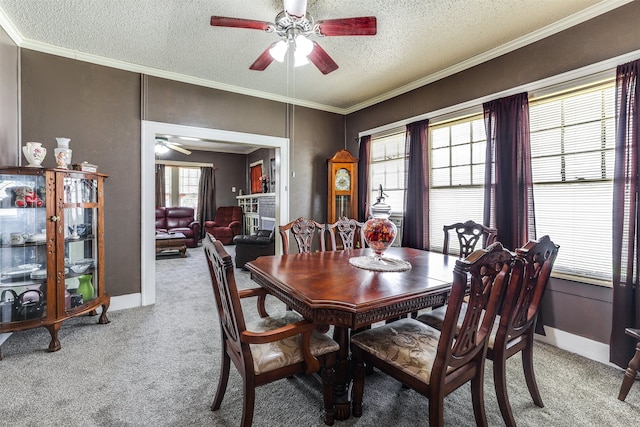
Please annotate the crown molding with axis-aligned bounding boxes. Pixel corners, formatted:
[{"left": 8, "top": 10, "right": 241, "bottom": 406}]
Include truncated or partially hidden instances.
[
  {"left": 342, "top": 0, "right": 634, "bottom": 114},
  {"left": 0, "top": 0, "right": 633, "bottom": 116}
]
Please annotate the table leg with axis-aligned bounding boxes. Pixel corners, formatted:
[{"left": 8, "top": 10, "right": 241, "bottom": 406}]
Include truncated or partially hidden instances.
[{"left": 333, "top": 326, "right": 351, "bottom": 420}]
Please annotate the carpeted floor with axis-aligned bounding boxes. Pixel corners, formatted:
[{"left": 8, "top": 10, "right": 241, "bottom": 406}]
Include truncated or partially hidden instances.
[{"left": 1, "top": 245, "right": 639, "bottom": 426}]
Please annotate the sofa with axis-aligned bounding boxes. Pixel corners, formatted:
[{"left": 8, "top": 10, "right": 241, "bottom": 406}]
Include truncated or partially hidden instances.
[
  {"left": 155, "top": 206, "right": 201, "bottom": 248},
  {"left": 204, "top": 206, "right": 243, "bottom": 245},
  {"left": 232, "top": 229, "right": 275, "bottom": 269}
]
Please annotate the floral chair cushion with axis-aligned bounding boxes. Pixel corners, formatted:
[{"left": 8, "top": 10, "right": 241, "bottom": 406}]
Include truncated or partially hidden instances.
[
  {"left": 350, "top": 318, "right": 447, "bottom": 384},
  {"left": 247, "top": 311, "right": 340, "bottom": 375}
]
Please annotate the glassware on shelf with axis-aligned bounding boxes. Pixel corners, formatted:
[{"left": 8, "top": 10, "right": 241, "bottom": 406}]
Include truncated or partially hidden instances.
[
  {"left": 362, "top": 185, "right": 397, "bottom": 261},
  {"left": 76, "top": 274, "right": 94, "bottom": 303}
]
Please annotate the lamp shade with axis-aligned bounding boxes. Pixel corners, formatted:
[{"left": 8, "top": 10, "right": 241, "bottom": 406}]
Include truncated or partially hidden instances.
[{"left": 269, "top": 40, "right": 288, "bottom": 62}]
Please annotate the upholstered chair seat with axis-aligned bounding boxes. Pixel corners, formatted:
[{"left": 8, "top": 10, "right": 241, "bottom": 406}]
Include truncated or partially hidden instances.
[{"left": 247, "top": 311, "right": 339, "bottom": 375}]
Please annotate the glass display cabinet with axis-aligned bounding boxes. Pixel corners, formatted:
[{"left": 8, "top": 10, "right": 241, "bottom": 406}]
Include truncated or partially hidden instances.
[{"left": 0, "top": 167, "right": 109, "bottom": 359}]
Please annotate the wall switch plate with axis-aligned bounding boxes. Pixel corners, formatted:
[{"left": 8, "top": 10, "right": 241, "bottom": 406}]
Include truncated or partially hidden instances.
[{"left": 232, "top": 186, "right": 236, "bottom": 192}]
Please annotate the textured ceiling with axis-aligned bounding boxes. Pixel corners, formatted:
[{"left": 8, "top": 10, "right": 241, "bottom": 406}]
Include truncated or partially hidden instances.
[{"left": 0, "top": 0, "right": 629, "bottom": 114}]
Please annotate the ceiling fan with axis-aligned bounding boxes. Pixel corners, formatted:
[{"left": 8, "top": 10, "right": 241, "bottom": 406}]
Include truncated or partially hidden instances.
[
  {"left": 155, "top": 137, "right": 192, "bottom": 155},
  {"left": 210, "top": 0, "right": 376, "bottom": 75}
]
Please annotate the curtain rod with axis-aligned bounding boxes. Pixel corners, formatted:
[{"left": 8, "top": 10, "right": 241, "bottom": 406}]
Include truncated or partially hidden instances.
[{"left": 156, "top": 159, "right": 215, "bottom": 168}]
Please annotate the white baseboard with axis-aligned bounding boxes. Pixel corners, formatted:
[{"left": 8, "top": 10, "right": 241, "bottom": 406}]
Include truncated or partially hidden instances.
[
  {"left": 109, "top": 293, "right": 142, "bottom": 312},
  {"left": 535, "top": 325, "right": 616, "bottom": 368},
  {"left": 0, "top": 293, "right": 141, "bottom": 350}
]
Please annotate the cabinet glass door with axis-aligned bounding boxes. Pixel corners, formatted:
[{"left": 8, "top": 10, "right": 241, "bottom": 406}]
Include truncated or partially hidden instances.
[
  {"left": 0, "top": 173, "right": 48, "bottom": 324},
  {"left": 63, "top": 176, "right": 99, "bottom": 311}
]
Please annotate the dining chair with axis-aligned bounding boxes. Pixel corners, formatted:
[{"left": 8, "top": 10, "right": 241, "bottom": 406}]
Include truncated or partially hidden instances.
[
  {"left": 443, "top": 220, "right": 498, "bottom": 258},
  {"left": 618, "top": 327, "right": 640, "bottom": 401},
  {"left": 279, "top": 217, "right": 327, "bottom": 254},
  {"left": 203, "top": 234, "right": 340, "bottom": 426},
  {"left": 350, "top": 242, "right": 518, "bottom": 426},
  {"left": 418, "top": 235, "right": 559, "bottom": 427},
  {"left": 326, "top": 217, "right": 365, "bottom": 251}
]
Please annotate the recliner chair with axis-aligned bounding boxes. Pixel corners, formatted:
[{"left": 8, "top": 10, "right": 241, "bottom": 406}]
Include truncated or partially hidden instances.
[{"left": 203, "top": 206, "right": 243, "bottom": 245}]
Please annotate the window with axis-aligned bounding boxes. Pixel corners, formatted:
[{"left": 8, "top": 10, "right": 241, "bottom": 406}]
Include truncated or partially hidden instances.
[
  {"left": 164, "top": 166, "right": 200, "bottom": 211},
  {"left": 529, "top": 81, "right": 615, "bottom": 282},
  {"left": 366, "top": 76, "right": 616, "bottom": 285},
  {"left": 429, "top": 115, "right": 487, "bottom": 253},
  {"left": 369, "top": 130, "right": 407, "bottom": 213}
]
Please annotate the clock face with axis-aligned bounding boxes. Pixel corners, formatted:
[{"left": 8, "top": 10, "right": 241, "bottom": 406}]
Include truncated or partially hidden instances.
[{"left": 335, "top": 168, "right": 351, "bottom": 191}]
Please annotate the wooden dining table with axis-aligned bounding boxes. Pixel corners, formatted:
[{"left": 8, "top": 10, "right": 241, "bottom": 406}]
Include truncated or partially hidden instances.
[{"left": 246, "top": 246, "right": 456, "bottom": 420}]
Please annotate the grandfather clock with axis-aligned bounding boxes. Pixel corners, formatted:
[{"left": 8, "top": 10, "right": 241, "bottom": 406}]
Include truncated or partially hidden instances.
[{"left": 327, "top": 149, "right": 358, "bottom": 223}]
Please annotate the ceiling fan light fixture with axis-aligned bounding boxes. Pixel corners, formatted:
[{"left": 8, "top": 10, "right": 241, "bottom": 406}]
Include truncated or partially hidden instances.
[
  {"left": 155, "top": 143, "right": 169, "bottom": 155},
  {"left": 283, "top": 0, "right": 307, "bottom": 19},
  {"left": 295, "top": 34, "right": 313, "bottom": 56},
  {"left": 269, "top": 40, "right": 288, "bottom": 62},
  {"left": 294, "top": 51, "right": 309, "bottom": 67}
]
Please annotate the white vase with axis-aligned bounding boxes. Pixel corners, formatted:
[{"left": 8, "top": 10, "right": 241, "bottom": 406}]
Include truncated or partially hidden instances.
[
  {"left": 22, "top": 142, "right": 47, "bottom": 168},
  {"left": 54, "top": 137, "right": 72, "bottom": 169}
]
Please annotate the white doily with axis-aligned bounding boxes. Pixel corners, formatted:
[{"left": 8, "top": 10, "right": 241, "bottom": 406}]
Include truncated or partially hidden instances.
[{"left": 348, "top": 256, "right": 412, "bottom": 272}]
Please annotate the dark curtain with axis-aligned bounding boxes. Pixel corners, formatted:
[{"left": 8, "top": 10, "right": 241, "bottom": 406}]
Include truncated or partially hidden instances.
[
  {"left": 357, "top": 135, "right": 371, "bottom": 222},
  {"left": 198, "top": 167, "right": 216, "bottom": 239},
  {"left": 483, "top": 92, "right": 536, "bottom": 251},
  {"left": 155, "top": 164, "right": 165, "bottom": 208},
  {"left": 611, "top": 59, "right": 640, "bottom": 368},
  {"left": 402, "top": 119, "right": 430, "bottom": 249}
]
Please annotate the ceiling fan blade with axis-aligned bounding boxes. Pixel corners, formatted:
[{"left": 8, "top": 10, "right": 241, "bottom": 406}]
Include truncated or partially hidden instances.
[
  {"left": 210, "top": 16, "right": 271, "bottom": 31},
  {"left": 315, "top": 17, "right": 377, "bottom": 36},
  {"left": 249, "top": 43, "right": 278, "bottom": 71},
  {"left": 308, "top": 42, "right": 338, "bottom": 75},
  {"left": 167, "top": 144, "right": 191, "bottom": 155},
  {"left": 283, "top": 0, "right": 307, "bottom": 19}
]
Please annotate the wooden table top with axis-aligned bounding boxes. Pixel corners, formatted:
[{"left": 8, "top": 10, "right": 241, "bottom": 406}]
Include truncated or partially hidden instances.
[{"left": 246, "top": 247, "right": 455, "bottom": 329}]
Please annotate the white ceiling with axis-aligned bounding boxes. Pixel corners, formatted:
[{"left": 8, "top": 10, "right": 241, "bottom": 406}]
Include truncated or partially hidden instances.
[{"left": 0, "top": 0, "right": 629, "bottom": 117}]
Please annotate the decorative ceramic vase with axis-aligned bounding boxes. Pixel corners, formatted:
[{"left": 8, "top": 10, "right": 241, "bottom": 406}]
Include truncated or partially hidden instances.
[
  {"left": 76, "top": 274, "right": 94, "bottom": 303},
  {"left": 363, "top": 185, "right": 397, "bottom": 261},
  {"left": 54, "top": 137, "right": 72, "bottom": 169},
  {"left": 22, "top": 142, "right": 47, "bottom": 168}
]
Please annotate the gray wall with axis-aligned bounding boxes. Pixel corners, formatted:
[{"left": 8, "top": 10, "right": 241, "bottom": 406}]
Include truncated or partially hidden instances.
[
  {"left": 1, "top": 2, "right": 639, "bottom": 345},
  {"left": 20, "top": 51, "right": 141, "bottom": 298},
  {"left": 9, "top": 53, "right": 344, "bottom": 297},
  {"left": 345, "top": 1, "right": 640, "bottom": 345}
]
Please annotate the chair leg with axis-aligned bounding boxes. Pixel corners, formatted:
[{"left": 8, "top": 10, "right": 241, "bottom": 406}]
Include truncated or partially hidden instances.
[
  {"left": 471, "top": 365, "right": 489, "bottom": 427},
  {"left": 211, "top": 351, "right": 230, "bottom": 411},
  {"left": 351, "top": 348, "right": 365, "bottom": 418},
  {"left": 240, "top": 375, "right": 256, "bottom": 427},
  {"left": 322, "top": 354, "right": 337, "bottom": 426},
  {"left": 493, "top": 350, "right": 517, "bottom": 427},
  {"left": 618, "top": 340, "right": 640, "bottom": 401},
  {"left": 522, "top": 331, "right": 544, "bottom": 407}
]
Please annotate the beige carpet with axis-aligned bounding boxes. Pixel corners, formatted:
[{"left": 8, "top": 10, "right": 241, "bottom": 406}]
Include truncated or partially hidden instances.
[{"left": 0, "top": 245, "right": 638, "bottom": 426}]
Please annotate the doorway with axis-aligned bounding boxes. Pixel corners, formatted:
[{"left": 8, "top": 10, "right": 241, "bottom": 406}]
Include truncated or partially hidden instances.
[{"left": 141, "top": 121, "right": 289, "bottom": 306}]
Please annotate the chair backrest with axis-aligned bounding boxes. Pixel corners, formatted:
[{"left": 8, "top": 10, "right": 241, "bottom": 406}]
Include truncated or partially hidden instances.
[
  {"left": 432, "top": 242, "right": 517, "bottom": 380},
  {"left": 443, "top": 220, "right": 498, "bottom": 258},
  {"left": 326, "top": 217, "right": 365, "bottom": 251},
  {"left": 203, "top": 233, "right": 248, "bottom": 358},
  {"left": 165, "top": 206, "right": 196, "bottom": 229},
  {"left": 279, "top": 217, "right": 326, "bottom": 254},
  {"left": 498, "top": 235, "right": 559, "bottom": 343},
  {"left": 214, "top": 206, "right": 243, "bottom": 227}
]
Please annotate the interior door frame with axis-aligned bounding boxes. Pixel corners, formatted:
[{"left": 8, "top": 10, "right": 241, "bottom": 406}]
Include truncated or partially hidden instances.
[{"left": 141, "top": 120, "right": 289, "bottom": 306}]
